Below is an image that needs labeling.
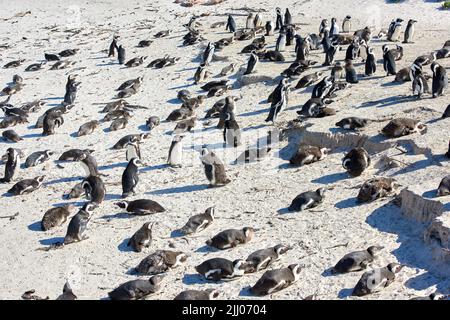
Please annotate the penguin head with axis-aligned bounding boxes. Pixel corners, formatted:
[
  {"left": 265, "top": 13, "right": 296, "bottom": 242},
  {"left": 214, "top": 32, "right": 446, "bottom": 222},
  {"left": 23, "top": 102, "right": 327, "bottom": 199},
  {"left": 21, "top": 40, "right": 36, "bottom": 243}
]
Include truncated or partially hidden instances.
[
  {"left": 175, "top": 252, "right": 189, "bottom": 264},
  {"left": 430, "top": 62, "right": 438, "bottom": 74},
  {"left": 387, "top": 263, "right": 404, "bottom": 274},
  {"left": 207, "top": 289, "right": 220, "bottom": 300},
  {"left": 274, "top": 244, "right": 292, "bottom": 256},
  {"left": 131, "top": 158, "right": 142, "bottom": 166},
  {"left": 367, "top": 245, "right": 384, "bottom": 257},
  {"left": 205, "top": 206, "right": 215, "bottom": 220},
  {"left": 35, "top": 175, "right": 46, "bottom": 184},
  {"left": 140, "top": 133, "right": 150, "bottom": 141},
  {"left": 114, "top": 201, "right": 129, "bottom": 209},
  {"left": 414, "top": 122, "right": 427, "bottom": 134},
  {"left": 83, "top": 203, "right": 98, "bottom": 213},
  {"left": 149, "top": 274, "right": 165, "bottom": 286},
  {"left": 346, "top": 15, "right": 351, "bottom": 20},
  {"left": 382, "top": 44, "right": 389, "bottom": 53},
  {"left": 316, "top": 188, "right": 326, "bottom": 198},
  {"left": 243, "top": 227, "right": 255, "bottom": 241},
  {"left": 288, "top": 264, "right": 302, "bottom": 281},
  {"left": 44, "top": 150, "right": 54, "bottom": 157},
  {"left": 232, "top": 259, "right": 250, "bottom": 275},
  {"left": 320, "top": 148, "right": 331, "bottom": 158}
]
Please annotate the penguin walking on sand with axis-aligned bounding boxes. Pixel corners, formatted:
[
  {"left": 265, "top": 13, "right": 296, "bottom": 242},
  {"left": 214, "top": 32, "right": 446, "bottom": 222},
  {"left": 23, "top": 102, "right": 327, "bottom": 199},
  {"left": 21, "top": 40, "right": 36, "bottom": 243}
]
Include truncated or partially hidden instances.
[
  {"left": 0, "top": 148, "right": 20, "bottom": 183},
  {"left": 179, "top": 207, "right": 215, "bottom": 235},
  {"left": 196, "top": 258, "right": 250, "bottom": 281},
  {"left": 333, "top": 246, "right": 384, "bottom": 273},
  {"left": 250, "top": 264, "right": 302, "bottom": 296},
  {"left": 226, "top": 15, "right": 237, "bottom": 33},
  {"left": 275, "top": 7, "right": 283, "bottom": 30},
  {"left": 352, "top": 263, "right": 403, "bottom": 296},
  {"left": 128, "top": 222, "right": 154, "bottom": 253},
  {"left": 288, "top": 188, "right": 325, "bottom": 212},
  {"left": 265, "top": 81, "right": 289, "bottom": 123},
  {"left": 365, "top": 47, "right": 377, "bottom": 76},
  {"left": 431, "top": 62, "right": 448, "bottom": 98},
  {"left": 108, "top": 275, "right": 164, "bottom": 300},
  {"left": 244, "top": 51, "right": 258, "bottom": 75},
  {"left": 202, "top": 42, "right": 215, "bottom": 66},
  {"left": 383, "top": 45, "right": 397, "bottom": 76},
  {"left": 135, "top": 250, "right": 188, "bottom": 275},
  {"left": 7, "top": 176, "right": 45, "bottom": 196},
  {"left": 223, "top": 112, "right": 241, "bottom": 148},
  {"left": 403, "top": 19, "right": 417, "bottom": 43},
  {"left": 64, "top": 203, "right": 97, "bottom": 245},
  {"left": 122, "top": 158, "right": 141, "bottom": 198},
  {"left": 200, "top": 148, "right": 230, "bottom": 187},
  {"left": 342, "top": 148, "right": 370, "bottom": 177},
  {"left": 82, "top": 175, "right": 106, "bottom": 204},
  {"left": 284, "top": 8, "right": 292, "bottom": 26},
  {"left": 342, "top": 16, "right": 351, "bottom": 33},
  {"left": 206, "top": 227, "right": 254, "bottom": 250},
  {"left": 246, "top": 244, "right": 292, "bottom": 273},
  {"left": 167, "top": 135, "right": 184, "bottom": 168}
]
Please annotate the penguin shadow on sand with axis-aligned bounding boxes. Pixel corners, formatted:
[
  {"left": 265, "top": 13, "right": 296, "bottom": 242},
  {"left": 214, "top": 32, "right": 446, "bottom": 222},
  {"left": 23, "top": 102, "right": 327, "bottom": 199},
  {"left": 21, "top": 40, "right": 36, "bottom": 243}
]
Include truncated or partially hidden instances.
[
  {"left": 182, "top": 273, "right": 212, "bottom": 285},
  {"left": 422, "top": 189, "right": 439, "bottom": 199},
  {"left": 359, "top": 75, "right": 385, "bottom": 82},
  {"left": 170, "top": 229, "right": 184, "bottom": 238},
  {"left": 21, "top": 133, "right": 42, "bottom": 139},
  {"left": 98, "top": 162, "right": 128, "bottom": 171},
  {"left": 45, "top": 176, "right": 84, "bottom": 186},
  {"left": 118, "top": 238, "right": 134, "bottom": 253},
  {"left": 357, "top": 94, "right": 416, "bottom": 108},
  {"left": 166, "top": 97, "right": 181, "bottom": 105},
  {"left": 334, "top": 196, "right": 360, "bottom": 210},
  {"left": 238, "top": 286, "right": 254, "bottom": 297},
  {"left": 140, "top": 163, "right": 170, "bottom": 172},
  {"left": 238, "top": 108, "right": 270, "bottom": 118},
  {"left": 95, "top": 61, "right": 119, "bottom": 67},
  {"left": 337, "top": 287, "right": 354, "bottom": 299},
  {"left": 277, "top": 207, "right": 291, "bottom": 215},
  {"left": 195, "top": 244, "right": 219, "bottom": 253},
  {"left": 39, "top": 236, "right": 64, "bottom": 246},
  {"left": 28, "top": 221, "right": 43, "bottom": 232},
  {"left": 312, "top": 172, "right": 349, "bottom": 185},
  {"left": 52, "top": 200, "right": 85, "bottom": 208}
]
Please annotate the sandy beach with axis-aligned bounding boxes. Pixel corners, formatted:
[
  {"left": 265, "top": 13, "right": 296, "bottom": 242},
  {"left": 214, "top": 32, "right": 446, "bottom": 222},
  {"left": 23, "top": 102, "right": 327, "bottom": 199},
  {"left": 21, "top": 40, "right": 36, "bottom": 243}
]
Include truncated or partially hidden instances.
[{"left": 0, "top": 0, "right": 449, "bottom": 300}]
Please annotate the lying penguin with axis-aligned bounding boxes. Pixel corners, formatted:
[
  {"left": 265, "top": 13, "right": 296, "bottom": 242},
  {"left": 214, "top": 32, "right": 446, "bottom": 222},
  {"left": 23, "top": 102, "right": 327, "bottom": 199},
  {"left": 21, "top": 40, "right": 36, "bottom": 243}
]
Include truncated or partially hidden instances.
[
  {"left": 134, "top": 250, "right": 188, "bottom": 275},
  {"left": 245, "top": 244, "right": 292, "bottom": 273},
  {"left": 195, "top": 258, "right": 250, "bottom": 281},
  {"left": 333, "top": 246, "right": 384, "bottom": 273},
  {"left": 174, "top": 289, "right": 219, "bottom": 300},
  {"left": 108, "top": 275, "right": 164, "bottom": 300},
  {"left": 127, "top": 222, "right": 154, "bottom": 252},
  {"left": 437, "top": 175, "right": 450, "bottom": 197},
  {"left": 115, "top": 199, "right": 165, "bottom": 215},
  {"left": 288, "top": 188, "right": 325, "bottom": 212},
  {"left": 357, "top": 177, "right": 398, "bottom": 203},
  {"left": 352, "top": 263, "right": 403, "bottom": 296},
  {"left": 179, "top": 207, "right": 215, "bottom": 235},
  {"left": 250, "top": 264, "right": 302, "bottom": 296},
  {"left": 206, "top": 227, "right": 254, "bottom": 250}
]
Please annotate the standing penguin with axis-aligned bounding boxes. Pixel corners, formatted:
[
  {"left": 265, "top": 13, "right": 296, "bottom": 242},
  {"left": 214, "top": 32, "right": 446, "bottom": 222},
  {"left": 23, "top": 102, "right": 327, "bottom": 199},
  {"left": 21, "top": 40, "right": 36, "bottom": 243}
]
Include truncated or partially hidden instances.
[
  {"left": 345, "top": 60, "right": 359, "bottom": 84},
  {"left": 275, "top": 30, "right": 287, "bottom": 52},
  {"left": 319, "top": 19, "right": 329, "bottom": 37},
  {"left": 403, "top": 19, "right": 417, "bottom": 43},
  {"left": 167, "top": 135, "right": 184, "bottom": 168},
  {"left": 244, "top": 51, "right": 258, "bottom": 75},
  {"left": 284, "top": 8, "right": 292, "bottom": 26},
  {"left": 223, "top": 112, "right": 241, "bottom": 148},
  {"left": 431, "top": 62, "right": 448, "bottom": 98},
  {"left": 128, "top": 222, "right": 154, "bottom": 253},
  {"left": 412, "top": 68, "right": 430, "bottom": 98},
  {"left": 329, "top": 18, "right": 339, "bottom": 37},
  {"left": 200, "top": 148, "right": 230, "bottom": 187},
  {"left": 265, "top": 80, "right": 289, "bottom": 123},
  {"left": 275, "top": 7, "right": 283, "bottom": 30},
  {"left": 342, "top": 16, "right": 352, "bottom": 33},
  {"left": 117, "top": 45, "right": 126, "bottom": 64},
  {"left": 254, "top": 13, "right": 262, "bottom": 28},
  {"left": 312, "top": 76, "right": 334, "bottom": 99},
  {"left": 323, "top": 41, "right": 339, "bottom": 66},
  {"left": 122, "top": 158, "right": 141, "bottom": 198},
  {"left": 246, "top": 13, "right": 255, "bottom": 29},
  {"left": 365, "top": 46, "right": 377, "bottom": 76},
  {"left": 352, "top": 263, "right": 403, "bottom": 296},
  {"left": 226, "top": 15, "right": 237, "bottom": 33},
  {"left": 0, "top": 148, "right": 20, "bottom": 183},
  {"left": 383, "top": 45, "right": 397, "bottom": 76},
  {"left": 387, "top": 18, "right": 403, "bottom": 42},
  {"left": 285, "top": 25, "right": 296, "bottom": 46},
  {"left": 64, "top": 203, "right": 97, "bottom": 245},
  {"left": 108, "top": 36, "right": 119, "bottom": 57},
  {"left": 250, "top": 264, "right": 302, "bottom": 296},
  {"left": 265, "top": 21, "right": 274, "bottom": 36},
  {"left": 82, "top": 175, "right": 106, "bottom": 204},
  {"left": 342, "top": 148, "right": 371, "bottom": 177},
  {"left": 202, "top": 42, "right": 215, "bottom": 66},
  {"left": 194, "top": 63, "right": 211, "bottom": 84}
]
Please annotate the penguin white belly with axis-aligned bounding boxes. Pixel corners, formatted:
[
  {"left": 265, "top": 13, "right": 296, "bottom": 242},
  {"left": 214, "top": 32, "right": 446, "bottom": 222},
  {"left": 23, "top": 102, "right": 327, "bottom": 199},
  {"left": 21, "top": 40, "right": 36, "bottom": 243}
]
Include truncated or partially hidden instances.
[
  {"left": 391, "top": 28, "right": 401, "bottom": 41},
  {"left": 300, "top": 198, "right": 315, "bottom": 211},
  {"left": 301, "top": 154, "right": 314, "bottom": 165},
  {"left": 169, "top": 143, "right": 182, "bottom": 167},
  {"left": 256, "top": 257, "right": 271, "bottom": 271},
  {"left": 80, "top": 161, "right": 90, "bottom": 176},
  {"left": 195, "top": 220, "right": 208, "bottom": 233},
  {"left": 268, "top": 280, "right": 286, "bottom": 294}
]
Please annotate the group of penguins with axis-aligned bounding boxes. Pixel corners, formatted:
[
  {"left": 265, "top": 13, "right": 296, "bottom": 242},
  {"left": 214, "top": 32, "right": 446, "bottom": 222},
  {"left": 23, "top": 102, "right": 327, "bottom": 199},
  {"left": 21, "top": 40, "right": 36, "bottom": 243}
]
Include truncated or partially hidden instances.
[{"left": 1, "top": 5, "right": 450, "bottom": 300}]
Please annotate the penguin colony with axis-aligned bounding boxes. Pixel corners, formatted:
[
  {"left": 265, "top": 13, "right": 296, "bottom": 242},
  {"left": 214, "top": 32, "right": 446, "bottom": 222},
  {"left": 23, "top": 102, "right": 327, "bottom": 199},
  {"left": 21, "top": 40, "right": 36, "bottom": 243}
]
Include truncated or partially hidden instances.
[{"left": 0, "top": 2, "right": 449, "bottom": 301}]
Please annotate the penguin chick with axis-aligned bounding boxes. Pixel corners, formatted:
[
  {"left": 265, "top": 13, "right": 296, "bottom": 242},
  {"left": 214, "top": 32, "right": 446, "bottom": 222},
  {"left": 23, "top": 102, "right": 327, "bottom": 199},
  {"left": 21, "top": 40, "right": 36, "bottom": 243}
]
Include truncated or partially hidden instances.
[
  {"left": 115, "top": 199, "right": 165, "bottom": 215},
  {"left": 64, "top": 182, "right": 84, "bottom": 200},
  {"left": 135, "top": 250, "right": 188, "bottom": 275},
  {"left": 357, "top": 177, "right": 398, "bottom": 203},
  {"left": 179, "top": 207, "right": 215, "bottom": 235},
  {"left": 128, "top": 222, "right": 154, "bottom": 253},
  {"left": 381, "top": 118, "right": 427, "bottom": 138},
  {"left": 250, "top": 264, "right": 302, "bottom": 296},
  {"left": 437, "top": 175, "right": 450, "bottom": 197},
  {"left": 41, "top": 204, "right": 76, "bottom": 231},
  {"left": 288, "top": 188, "right": 325, "bottom": 212},
  {"left": 289, "top": 145, "right": 329, "bottom": 166},
  {"left": 200, "top": 148, "right": 231, "bottom": 187},
  {"left": 64, "top": 203, "right": 97, "bottom": 245},
  {"left": 246, "top": 244, "right": 292, "bottom": 273},
  {"left": 56, "top": 282, "right": 77, "bottom": 300},
  {"left": 108, "top": 275, "right": 164, "bottom": 300},
  {"left": 352, "top": 263, "right": 404, "bottom": 296},
  {"left": 174, "top": 289, "right": 219, "bottom": 300},
  {"left": 195, "top": 258, "right": 250, "bottom": 281},
  {"left": 146, "top": 116, "right": 160, "bottom": 130},
  {"left": 333, "top": 246, "right": 384, "bottom": 273},
  {"left": 206, "top": 227, "right": 254, "bottom": 250},
  {"left": 342, "top": 148, "right": 371, "bottom": 177}
]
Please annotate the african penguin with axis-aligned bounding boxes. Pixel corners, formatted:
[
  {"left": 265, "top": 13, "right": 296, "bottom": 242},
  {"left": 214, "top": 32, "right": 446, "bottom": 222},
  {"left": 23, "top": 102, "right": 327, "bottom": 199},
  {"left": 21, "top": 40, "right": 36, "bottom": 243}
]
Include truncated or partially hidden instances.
[
  {"left": 81, "top": 175, "right": 106, "bottom": 204},
  {"left": 250, "top": 264, "right": 302, "bottom": 296},
  {"left": 245, "top": 244, "right": 292, "bottom": 273},
  {"left": 333, "top": 246, "right": 384, "bottom": 273},
  {"left": 63, "top": 203, "right": 97, "bottom": 245},
  {"left": 25, "top": 150, "right": 53, "bottom": 168},
  {"left": 289, "top": 145, "right": 329, "bottom": 166},
  {"left": 7, "top": 176, "right": 45, "bottom": 196},
  {"left": 200, "top": 148, "right": 230, "bottom": 187},
  {"left": 195, "top": 258, "right": 250, "bottom": 281},
  {"left": 115, "top": 199, "right": 165, "bottom": 215},
  {"left": 167, "top": 135, "right": 184, "bottom": 168},
  {"left": 121, "top": 158, "right": 141, "bottom": 198},
  {"left": 342, "top": 148, "right": 371, "bottom": 177},
  {"left": 357, "top": 177, "right": 398, "bottom": 203},
  {"left": 437, "top": 175, "right": 450, "bottom": 197},
  {"left": 174, "top": 289, "right": 219, "bottom": 301},
  {"left": 41, "top": 204, "right": 76, "bottom": 231},
  {"left": 128, "top": 222, "right": 154, "bottom": 253},
  {"left": 381, "top": 118, "right": 427, "bottom": 138},
  {"left": 206, "top": 227, "right": 254, "bottom": 250},
  {"left": 288, "top": 188, "right": 325, "bottom": 212},
  {"left": 135, "top": 250, "right": 188, "bottom": 275},
  {"left": 108, "top": 275, "right": 164, "bottom": 300},
  {"left": 431, "top": 62, "right": 448, "bottom": 98},
  {"left": 0, "top": 148, "right": 21, "bottom": 183},
  {"left": 352, "top": 263, "right": 403, "bottom": 296},
  {"left": 179, "top": 207, "right": 215, "bottom": 235}
]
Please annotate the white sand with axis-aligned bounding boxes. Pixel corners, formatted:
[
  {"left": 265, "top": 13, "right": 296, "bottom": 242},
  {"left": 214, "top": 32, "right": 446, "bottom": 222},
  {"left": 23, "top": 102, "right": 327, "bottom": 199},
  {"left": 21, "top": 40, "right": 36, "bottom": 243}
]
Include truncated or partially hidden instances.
[{"left": 0, "top": 0, "right": 449, "bottom": 300}]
